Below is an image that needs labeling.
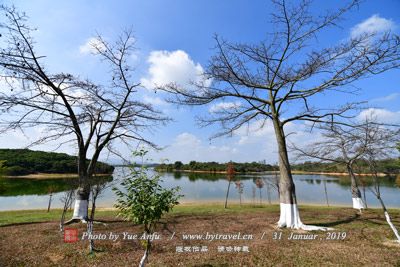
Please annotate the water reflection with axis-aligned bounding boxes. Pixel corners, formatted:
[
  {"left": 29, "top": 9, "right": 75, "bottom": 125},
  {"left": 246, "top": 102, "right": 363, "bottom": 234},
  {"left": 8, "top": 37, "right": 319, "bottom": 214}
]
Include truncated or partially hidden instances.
[{"left": 0, "top": 168, "right": 398, "bottom": 210}]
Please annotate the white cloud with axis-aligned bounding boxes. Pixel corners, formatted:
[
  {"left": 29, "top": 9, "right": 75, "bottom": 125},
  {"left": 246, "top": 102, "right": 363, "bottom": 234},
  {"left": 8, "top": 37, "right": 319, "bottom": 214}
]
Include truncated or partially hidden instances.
[
  {"left": 140, "top": 50, "right": 211, "bottom": 90},
  {"left": 209, "top": 101, "right": 241, "bottom": 113},
  {"left": 233, "top": 120, "right": 321, "bottom": 161},
  {"left": 357, "top": 108, "right": 400, "bottom": 124},
  {"left": 370, "top": 93, "right": 400, "bottom": 103},
  {"left": 150, "top": 120, "right": 321, "bottom": 164},
  {"left": 79, "top": 37, "right": 106, "bottom": 54},
  {"left": 152, "top": 132, "right": 239, "bottom": 163},
  {"left": 351, "top": 14, "right": 395, "bottom": 38},
  {"left": 174, "top": 132, "right": 201, "bottom": 147},
  {"left": 143, "top": 95, "right": 168, "bottom": 106}
]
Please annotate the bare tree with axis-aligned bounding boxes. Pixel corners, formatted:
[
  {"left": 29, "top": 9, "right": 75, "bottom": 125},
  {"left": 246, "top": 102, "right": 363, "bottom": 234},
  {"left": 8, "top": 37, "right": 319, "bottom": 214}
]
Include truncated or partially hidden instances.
[
  {"left": 160, "top": 0, "right": 400, "bottom": 229},
  {"left": 255, "top": 178, "right": 264, "bottom": 205},
  {"left": 87, "top": 175, "right": 114, "bottom": 253},
  {"left": 224, "top": 162, "right": 235, "bottom": 209},
  {"left": 46, "top": 185, "right": 56, "bottom": 212},
  {"left": 361, "top": 121, "right": 400, "bottom": 242},
  {"left": 292, "top": 123, "right": 370, "bottom": 212},
  {"left": 234, "top": 180, "right": 244, "bottom": 206},
  {"left": 59, "top": 189, "right": 75, "bottom": 232},
  {"left": 323, "top": 179, "right": 330, "bottom": 207},
  {"left": 0, "top": 6, "right": 169, "bottom": 224}
]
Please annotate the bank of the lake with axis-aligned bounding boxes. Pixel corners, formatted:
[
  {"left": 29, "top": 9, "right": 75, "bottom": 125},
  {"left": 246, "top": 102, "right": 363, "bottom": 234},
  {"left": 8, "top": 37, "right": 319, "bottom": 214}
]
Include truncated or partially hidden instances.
[
  {"left": 0, "top": 204, "right": 399, "bottom": 266},
  {"left": 156, "top": 169, "right": 392, "bottom": 177},
  {"left": 3, "top": 173, "right": 111, "bottom": 179}
]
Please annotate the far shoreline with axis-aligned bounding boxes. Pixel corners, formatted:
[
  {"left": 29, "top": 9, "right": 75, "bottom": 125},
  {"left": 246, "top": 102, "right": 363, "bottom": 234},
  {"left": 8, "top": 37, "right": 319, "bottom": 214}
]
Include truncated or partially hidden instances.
[
  {"left": 2, "top": 173, "right": 111, "bottom": 179},
  {"left": 156, "top": 169, "right": 392, "bottom": 177}
]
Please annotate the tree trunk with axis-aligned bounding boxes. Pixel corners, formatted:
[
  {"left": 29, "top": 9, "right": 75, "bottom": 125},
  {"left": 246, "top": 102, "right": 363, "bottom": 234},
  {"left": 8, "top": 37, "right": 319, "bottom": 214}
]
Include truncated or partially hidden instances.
[
  {"left": 376, "top": 195, "right": 400, "bottom": 242},
  {"left": 224, "top": 180, "right": 231, "bottom": 209},
  {"left": 369, "top": 159, "right": 400, "bottom": 242},
  {"left": 362, "top": 183, "right": 368, "bottom": 209},
  {"left": 47, "top": 192, "right": 52, "bottom": 212},
  {"left": 70, "top": 149, "right": 90, "bottom": 222},
  {"left": 139, "top": 231, "right": 152, "bottom": 267},
  {"left": 347, "top": 165, "right": 365, "bottom": 211},
  {"left": 88, "top": 195, "right": 96, "bottom": 253},
  {"left": 139, "top": 243, "right": 150, "bottom": 267},
  {"left": 273, "top": 119, "right": 298, "bottom": 227},
  {"left": 72, "top": 185, "right": 90, "bottom": 222},
  {"left": 273, "top": 118, "right": 331, "bottom": 230},
  {"left": 60, "top": 190, "right": 73, "bottom": 232},
  {"left": 323, "top": 180, "right": 329, "bottom": 207}
]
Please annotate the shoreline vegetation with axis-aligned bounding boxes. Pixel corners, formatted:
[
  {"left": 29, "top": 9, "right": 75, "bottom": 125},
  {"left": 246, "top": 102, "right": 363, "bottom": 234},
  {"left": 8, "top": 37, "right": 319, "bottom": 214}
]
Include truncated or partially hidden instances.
[
  {"left": 156, "top": 169, "right": 392, "bottom": 177},
  {"left": 2, "top": 173, "right": 111, "bottom": 179},
  {"left": 0, "top": 149, "right": 114, "bottom": 177},
  {"left": 155, "top": 159, "right": 399, "bottom": 176},
  {"left": 1, "top": 204, "right": 400, "bottom": 266},
  {"left": 0, "top": 148, "right": 397, "bottom": 178}
]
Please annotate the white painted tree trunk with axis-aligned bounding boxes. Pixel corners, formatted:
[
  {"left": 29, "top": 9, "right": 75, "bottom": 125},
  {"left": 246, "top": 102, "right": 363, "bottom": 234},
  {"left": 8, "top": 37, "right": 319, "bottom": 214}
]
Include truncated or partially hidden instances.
[
  {"left": 348, "top": 166, "right": 365, "bottom": 211},
  {"left": 71, "top": 186, "right": 90, "bottom": 222},
  {"left": 72, "top": 199, "right": 88, "bottom": 222},
  {"left": 139, "top": 249, "right": 148, "bottom": 267},
  {"left": 384, "top": 211, "right": 400, "bottom": 243},
  {"left": 277, "top": 203, "right": 333, "bottom": 231},
  {"left": 352, "top": 197, "right": 365, "bottom": 210},
  {"left": 272, "top": 118, "right": 332, "bottom": 231},
  {"left": 139, "top": 241, "right": 150, "bottom": 267}
]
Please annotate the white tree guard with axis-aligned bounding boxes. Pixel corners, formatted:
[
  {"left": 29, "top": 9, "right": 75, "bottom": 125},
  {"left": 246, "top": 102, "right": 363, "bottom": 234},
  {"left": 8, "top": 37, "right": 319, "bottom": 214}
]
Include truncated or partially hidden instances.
[
  {"left": 352, "top": 197, "right": 366, "bottom": 210},
  {"left": 72, "top": 199, "right": 88, "bottom": 222},
  {"left": 277, "top": 203, "right": 333, "bottom": 231}
]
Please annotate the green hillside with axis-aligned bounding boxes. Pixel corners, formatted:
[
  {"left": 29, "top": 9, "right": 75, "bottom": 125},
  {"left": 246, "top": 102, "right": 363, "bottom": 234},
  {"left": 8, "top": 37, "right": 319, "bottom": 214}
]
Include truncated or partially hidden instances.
[{"left": 0, "top": 149, "right": 114, "bottom": 176}]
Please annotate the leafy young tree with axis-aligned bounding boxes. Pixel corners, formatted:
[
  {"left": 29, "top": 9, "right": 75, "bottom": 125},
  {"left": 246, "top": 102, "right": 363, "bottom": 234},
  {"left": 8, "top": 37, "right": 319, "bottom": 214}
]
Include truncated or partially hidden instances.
[
  {"left": 160, "top": 0, "right": 400, "bottom": 229},
  {"left": 0, "top": 6, "right": 169, "bottom": 223},
  {"left": 113, "top": 150, "right": 182, "bottom": 267}
]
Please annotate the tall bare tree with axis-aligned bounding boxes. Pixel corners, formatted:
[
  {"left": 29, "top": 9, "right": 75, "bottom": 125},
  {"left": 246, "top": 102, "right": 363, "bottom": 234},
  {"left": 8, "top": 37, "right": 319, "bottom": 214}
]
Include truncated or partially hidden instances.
[
  {"left": 0, "top": 6, "right": 169, "bottom": 223},
  {"left": 292, "top": 123, "right": 369, "bottom": 211},
  {"left": 160, "top": 0, "right": 400, "bottom": 229}
]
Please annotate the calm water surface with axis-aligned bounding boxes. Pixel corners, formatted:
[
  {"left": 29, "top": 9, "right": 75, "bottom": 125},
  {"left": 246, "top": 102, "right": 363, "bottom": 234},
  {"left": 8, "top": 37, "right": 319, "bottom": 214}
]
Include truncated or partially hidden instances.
[{"left": 0, "top": 167, "right": 399, "bottom": 210}]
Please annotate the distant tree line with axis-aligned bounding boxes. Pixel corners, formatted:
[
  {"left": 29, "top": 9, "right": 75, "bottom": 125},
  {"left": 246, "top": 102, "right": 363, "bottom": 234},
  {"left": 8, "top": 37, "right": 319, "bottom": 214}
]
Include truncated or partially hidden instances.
[
  {"left": 0, "top": 149, "right": 114, "bottom": 176},
  {"left": 155, "top": 158, "right": 399, "bottom": 174},
  {"left": 156, "top": 161, "right": 279, "bottom": 173},
  {"left": 292, "top": 158, "right": 399, "bottom": 174}
]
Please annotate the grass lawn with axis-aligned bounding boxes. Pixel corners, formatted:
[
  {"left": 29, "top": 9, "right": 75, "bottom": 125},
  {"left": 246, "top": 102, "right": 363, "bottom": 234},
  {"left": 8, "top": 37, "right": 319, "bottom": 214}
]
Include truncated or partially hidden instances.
[{"left": 0, "top": 204, "right": 399, "bottom": 266}]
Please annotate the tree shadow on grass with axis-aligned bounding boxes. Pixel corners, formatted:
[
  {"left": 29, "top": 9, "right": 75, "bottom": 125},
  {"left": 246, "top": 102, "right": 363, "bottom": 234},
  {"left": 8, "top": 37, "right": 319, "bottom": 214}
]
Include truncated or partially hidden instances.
[
  {"left": 312, "top": 213, "right": 360, "bottom": 228},
  {"left": 312, "top": 213, "right": 390, "bottom": 228}
]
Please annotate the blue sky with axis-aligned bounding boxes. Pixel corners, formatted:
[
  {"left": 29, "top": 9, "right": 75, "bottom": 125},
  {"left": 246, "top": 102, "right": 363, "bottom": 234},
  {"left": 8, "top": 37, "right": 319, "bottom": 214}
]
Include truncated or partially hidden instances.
[{"left": 1, "top": 0, "right": 399, "bottom": 164}]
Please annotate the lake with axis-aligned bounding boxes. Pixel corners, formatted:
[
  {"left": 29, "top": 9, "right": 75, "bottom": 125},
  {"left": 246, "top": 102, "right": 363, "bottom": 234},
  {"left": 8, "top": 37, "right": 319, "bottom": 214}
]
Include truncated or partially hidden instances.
[{"left": 0, "top": 167, "right": 399, "bottom": 211}]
